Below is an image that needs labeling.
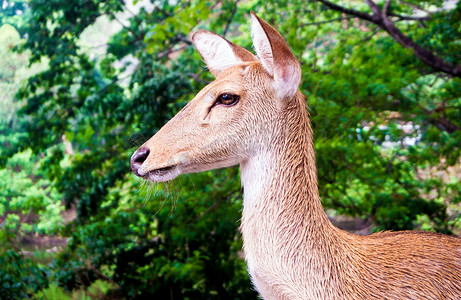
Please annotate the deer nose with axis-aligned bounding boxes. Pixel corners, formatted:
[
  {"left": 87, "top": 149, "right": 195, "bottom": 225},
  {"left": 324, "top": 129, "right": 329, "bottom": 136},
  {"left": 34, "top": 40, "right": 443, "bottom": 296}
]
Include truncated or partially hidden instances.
[{"left": 131, "top": 146, "right": 150, "bottom": 177}]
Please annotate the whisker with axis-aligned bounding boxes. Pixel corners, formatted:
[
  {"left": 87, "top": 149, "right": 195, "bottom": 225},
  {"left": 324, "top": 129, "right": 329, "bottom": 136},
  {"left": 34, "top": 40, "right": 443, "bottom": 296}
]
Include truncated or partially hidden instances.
[
  {"left": 128, "top": 133, "right": 148, "bottom": 148},
  {"left": 151, "top": 182, "right": 167, "bottom": 217},
  {"left": 185, "top": 173, "right": 197, "bottom": 194}
]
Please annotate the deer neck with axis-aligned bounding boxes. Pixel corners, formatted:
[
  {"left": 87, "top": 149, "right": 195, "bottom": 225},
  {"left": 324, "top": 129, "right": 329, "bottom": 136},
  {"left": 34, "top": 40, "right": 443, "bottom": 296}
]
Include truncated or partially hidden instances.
[
  {"left": 239, "top": 94, "right": 349, "bottom": 297},
  {"left": 240, "top": 94, "right": 332, "bottom": 238}
]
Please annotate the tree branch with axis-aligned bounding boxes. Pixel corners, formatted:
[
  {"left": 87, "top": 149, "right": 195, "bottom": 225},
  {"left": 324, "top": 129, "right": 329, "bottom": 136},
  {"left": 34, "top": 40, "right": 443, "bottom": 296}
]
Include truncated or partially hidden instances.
[
  {"left": 399, "top": 0, "right": 431, "bottom": 14},
  {"left": 222, "top": 0, "right": 240, "bottom": 37},
  {"left": 314, "top": 0, "right": 461, "bottom": 78},
  {"left": 390, "top": 13, "right": 431, "bottom": 22},
  {"left": 420, "top": 106, "right": 460, "bottom": 134},
  {"left": 300, "top": 16, "right": 356, "bottom": 27},
  {"left": 366, "top": 0, "right": 461, "bottom": 77},
  {"left": 315, "top": 0, "right": 377, "bottom": 22},
  {"left": 383, "top": 0, "right": 391, "bottom": 17},
  {"left": 109, "top": 12, "right": 143, "bottom": 40},
  {"left": 364, "top": 0, "right": 381, "bottom": 17}
]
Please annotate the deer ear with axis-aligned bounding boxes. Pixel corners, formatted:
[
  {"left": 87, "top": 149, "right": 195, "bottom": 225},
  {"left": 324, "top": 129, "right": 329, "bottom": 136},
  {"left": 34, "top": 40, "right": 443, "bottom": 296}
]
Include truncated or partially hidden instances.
[
  {"left": 192, "top": 30, "right": 257, "bottom": 78},
  {"left": 250, "top": 12, "right": 301, "bottom": 98}
]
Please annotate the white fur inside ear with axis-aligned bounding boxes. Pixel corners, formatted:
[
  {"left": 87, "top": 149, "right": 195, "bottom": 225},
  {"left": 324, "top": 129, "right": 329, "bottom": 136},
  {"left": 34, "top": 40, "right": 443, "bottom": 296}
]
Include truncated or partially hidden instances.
[
  {"left": 274, "top": 64, "right": 301, "bottom": 99},
  {"left": 251, "top": 14, "right": 274, "bottom": 76},
  {"left": 193, "top": 32, "right": 242, "bottom": 74},
  {"left": 251, "top": 14, "right": 301, "bottom": 99}
]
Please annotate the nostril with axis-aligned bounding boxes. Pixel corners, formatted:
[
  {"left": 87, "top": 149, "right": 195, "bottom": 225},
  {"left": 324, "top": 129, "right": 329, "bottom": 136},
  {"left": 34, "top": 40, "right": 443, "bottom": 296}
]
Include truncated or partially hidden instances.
[
  {"left": 134, "top": 147, "right": 150, "bottom": 164},
  {"left": 131, "top": 147, "right": 150, "bottom": 176}
]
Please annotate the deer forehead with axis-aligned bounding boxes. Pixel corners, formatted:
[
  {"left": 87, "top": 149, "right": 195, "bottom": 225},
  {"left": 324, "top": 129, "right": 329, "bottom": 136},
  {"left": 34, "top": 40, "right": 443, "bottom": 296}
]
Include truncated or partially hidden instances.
[
  {"left": 210, "top": 63, "right": 275, "bottom": 96},
  {"left": 192, "top": 65, "right": 250, "bottom": 99}
]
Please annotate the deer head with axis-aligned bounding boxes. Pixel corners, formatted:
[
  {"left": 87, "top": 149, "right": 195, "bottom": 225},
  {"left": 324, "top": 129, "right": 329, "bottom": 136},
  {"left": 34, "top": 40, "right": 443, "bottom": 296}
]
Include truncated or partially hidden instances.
[{"left": 131, "top": 12, "right": 301, "bottom": 182}]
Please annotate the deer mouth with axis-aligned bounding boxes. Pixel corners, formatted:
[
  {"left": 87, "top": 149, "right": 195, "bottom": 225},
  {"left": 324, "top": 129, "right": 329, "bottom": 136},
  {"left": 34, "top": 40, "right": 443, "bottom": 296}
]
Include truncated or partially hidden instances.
[{"left": 143, "top": 164, "right": 180, "bottom": 182}]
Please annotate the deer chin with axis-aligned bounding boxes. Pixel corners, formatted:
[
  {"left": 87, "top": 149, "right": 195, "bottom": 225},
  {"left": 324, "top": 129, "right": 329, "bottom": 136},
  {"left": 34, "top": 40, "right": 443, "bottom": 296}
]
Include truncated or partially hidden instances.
[{"left": 142, "top": 164, "right": 181, "bottom": 182}]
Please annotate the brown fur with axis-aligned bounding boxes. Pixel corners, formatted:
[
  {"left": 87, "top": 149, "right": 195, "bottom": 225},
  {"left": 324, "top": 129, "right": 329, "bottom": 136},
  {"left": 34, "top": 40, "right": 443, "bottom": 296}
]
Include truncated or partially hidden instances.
[
  {"left": 240, "top": 90, "right": 461, "bottom": 299},
  {"left": 131, "top": 13, "right": 461, "bottom": 299}
]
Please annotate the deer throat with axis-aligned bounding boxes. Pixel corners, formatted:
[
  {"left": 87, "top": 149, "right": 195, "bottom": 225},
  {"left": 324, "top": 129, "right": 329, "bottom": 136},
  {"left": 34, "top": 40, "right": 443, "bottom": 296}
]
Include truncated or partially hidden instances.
[{"left": 239, "top": 108, "right": 354, "bottom": 298}]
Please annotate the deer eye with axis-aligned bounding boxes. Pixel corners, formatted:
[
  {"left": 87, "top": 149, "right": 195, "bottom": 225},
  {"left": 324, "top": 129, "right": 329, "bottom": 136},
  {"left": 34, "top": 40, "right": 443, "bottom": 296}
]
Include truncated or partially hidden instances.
[{"left": 217, "top": 93, "right": 239, "bottom": 106}]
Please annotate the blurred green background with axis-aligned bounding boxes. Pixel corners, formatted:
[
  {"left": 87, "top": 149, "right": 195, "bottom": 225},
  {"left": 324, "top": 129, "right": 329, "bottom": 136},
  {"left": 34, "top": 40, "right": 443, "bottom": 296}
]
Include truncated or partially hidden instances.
[{"left": 1, "top": 0, "right": 460, "bottom": 298}]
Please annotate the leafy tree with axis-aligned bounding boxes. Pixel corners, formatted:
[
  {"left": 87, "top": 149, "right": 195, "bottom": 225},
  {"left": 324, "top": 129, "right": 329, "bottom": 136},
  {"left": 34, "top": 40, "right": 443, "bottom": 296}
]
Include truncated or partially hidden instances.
[
  {"left": 1, "top": 0, "right": 460, "bottom": 298},
  {"left": 0, "top": 12, "right": 61, "bottom": 299},
  {"left": 302, "top": 0, "right": 461, "bottom": 232},
  {"left": 3, "top": 0, "right": 258, "bottom": 298},
  {"left": 0, "top": 0, "right": 29, "bottom": 33},
  {"left": 252, "top": 0, "right": 460, "bottom": 233}
]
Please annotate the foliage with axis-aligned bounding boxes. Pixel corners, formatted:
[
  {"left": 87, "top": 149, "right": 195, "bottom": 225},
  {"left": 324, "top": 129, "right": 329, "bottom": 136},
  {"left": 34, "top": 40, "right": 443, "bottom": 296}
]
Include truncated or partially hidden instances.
[
  {"left": 33, "top": 280, "right": 116, "bottom": 300},
  {"left": 0, "top": 0, "right": 460, "bottom": 298},
  {"left": 51, "top": 169, "right": 252, "bottom": 298},
  {"left": 0, "top": 0, "right": 29, "bottom": 34},
  {"left": 0, "top": 19, "right": 60, "bottom": 299},
  {"left": 0, "top": 248, "right": 49, "bottom": 299},
  {"left": 0, "top": 149, "right": 65, "bottom": 235}
]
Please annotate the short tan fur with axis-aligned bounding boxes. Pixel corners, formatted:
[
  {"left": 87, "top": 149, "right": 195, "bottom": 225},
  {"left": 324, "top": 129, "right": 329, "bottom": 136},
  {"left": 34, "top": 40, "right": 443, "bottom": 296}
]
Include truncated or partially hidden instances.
[{"left": 131, "top": 12, "right": 461, "bottom": 300}]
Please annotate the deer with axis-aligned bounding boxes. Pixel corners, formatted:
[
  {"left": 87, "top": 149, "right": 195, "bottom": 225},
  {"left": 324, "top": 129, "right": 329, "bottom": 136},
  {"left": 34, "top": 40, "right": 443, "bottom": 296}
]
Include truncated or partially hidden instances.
[{"left": 131, "top": 12, "right": 461, "bottom": 300}]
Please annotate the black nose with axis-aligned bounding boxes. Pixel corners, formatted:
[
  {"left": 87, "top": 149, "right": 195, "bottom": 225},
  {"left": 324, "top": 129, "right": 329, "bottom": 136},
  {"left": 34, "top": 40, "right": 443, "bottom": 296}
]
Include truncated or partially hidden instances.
[{"left": 131, "top": 146, "right": 150, "bottom": 177}]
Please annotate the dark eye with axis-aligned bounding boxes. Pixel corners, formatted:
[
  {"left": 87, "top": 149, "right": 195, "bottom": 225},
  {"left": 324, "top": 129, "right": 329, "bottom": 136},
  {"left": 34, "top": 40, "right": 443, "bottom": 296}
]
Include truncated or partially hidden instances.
[{"left": 217, "top": 93, "right": 239, "bottom": 106}]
